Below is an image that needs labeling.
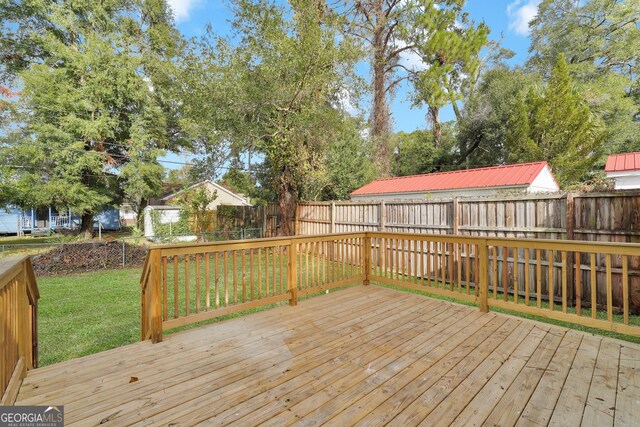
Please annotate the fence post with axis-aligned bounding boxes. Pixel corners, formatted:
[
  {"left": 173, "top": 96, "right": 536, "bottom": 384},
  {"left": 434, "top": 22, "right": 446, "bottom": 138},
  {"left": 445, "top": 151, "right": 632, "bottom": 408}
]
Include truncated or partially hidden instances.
[
  {"left": 478, "top": 240, "right": 489, "bottom": 313},
  {"left": 288, "top": 241, "right": 298, "bottom": 306},
  {"left": 379, "top": 201, "right": 386, "bottom": 231},
  {"left": 452, "top": 197, "right": 459, "bottom": 236},
  {"left": 122, "top": 240, "right": 126, "bottom": 268},
  {"left": 149, "top": 249, "right": 163, "bottom": 343},
  {"left": 363, "top": 235, "right": 371, "bottom": 286},
  {"left": 294, "top": 204, "right": 300, "bottom": 236},
  {"left": 566, "top": 192, "right": 575, "bottom": 305},
  {"left": 330, "top": 202, "right": 335, "bottom": 234}
]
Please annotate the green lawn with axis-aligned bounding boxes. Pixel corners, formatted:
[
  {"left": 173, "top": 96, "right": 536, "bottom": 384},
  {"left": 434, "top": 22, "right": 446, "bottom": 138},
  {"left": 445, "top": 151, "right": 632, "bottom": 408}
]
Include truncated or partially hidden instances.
[
  {"left": 35, "top": 259, "right": 640, "bottom": 367},
  {"left": 37, "top": 268, "right": 143, "bottom": 366}
]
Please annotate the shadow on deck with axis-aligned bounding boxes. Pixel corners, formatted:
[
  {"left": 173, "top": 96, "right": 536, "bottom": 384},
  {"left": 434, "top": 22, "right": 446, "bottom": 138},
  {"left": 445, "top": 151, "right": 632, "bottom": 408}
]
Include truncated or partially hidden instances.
[{"left": 15, "top": 285, "right": 640, "bottom": 426}]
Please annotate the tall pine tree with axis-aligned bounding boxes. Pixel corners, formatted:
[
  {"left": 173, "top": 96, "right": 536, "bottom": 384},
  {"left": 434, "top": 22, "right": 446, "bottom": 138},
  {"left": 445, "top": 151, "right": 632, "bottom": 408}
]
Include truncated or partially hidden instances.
[{"left": 506, "top": 55, "right": 603, "bottom": 186}]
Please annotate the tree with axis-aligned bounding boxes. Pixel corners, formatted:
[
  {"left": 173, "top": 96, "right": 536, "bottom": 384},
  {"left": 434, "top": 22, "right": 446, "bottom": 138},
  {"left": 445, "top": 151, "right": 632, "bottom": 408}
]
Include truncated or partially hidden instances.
[
  {"left": 0, "top": 1, "right": 184, "bottom": 238},
  {"left": 392, "top": 123, "right": 458, "bottom": 176},
  {"left": 176, "top": 187, "right": 217, "bottom": 235},
  {"left": 338, "top": 0, "right": 415, "bottom": 177},
  {"left": 410, "top": 0, "right": 489, "bottom": 147},
  {"left": 506, "top": 55, "right": 603, "bottom": 186},
  {"left": 455, "top": 67, "right": 538, "bottom": 167},
  {"left": 181, "top": 0, "right": 359, "bottom": 235},
  {"left": 528, "top": 0, "right": 640, "bottom": 155}
]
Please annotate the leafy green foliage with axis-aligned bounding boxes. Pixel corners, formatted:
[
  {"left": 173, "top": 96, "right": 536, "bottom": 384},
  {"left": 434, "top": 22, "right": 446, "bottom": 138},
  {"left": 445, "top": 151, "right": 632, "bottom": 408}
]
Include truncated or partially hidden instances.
[
  {"left": 180, "top": 0, "right": 360, "bottom": 233},
  {"left": 506, "top": 56, "right": 604, "bottom": 187},
  {"left": 410, "top": 0, "right": 489, "bottom": 145},
  {"left": 0, "top": 1, "right": 184, "bottom": 236},
  {"left": 528, "top": 0, "right": 640, "bottom": 156},
  {"left": 175, "top": 187, "right": 218, "bottom": 234}
]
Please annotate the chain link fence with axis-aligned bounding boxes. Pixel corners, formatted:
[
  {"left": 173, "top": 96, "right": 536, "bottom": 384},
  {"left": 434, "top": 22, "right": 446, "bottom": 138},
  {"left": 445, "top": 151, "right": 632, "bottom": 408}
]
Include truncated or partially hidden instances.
[{"left": 0, "top": 228, "right": 263, "bottom": 276}]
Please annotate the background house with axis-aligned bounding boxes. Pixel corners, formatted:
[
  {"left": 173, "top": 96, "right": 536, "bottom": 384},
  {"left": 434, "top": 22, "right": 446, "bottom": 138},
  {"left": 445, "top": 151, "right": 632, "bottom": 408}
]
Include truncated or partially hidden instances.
[
  {"left": 605, "top": 152, "right": 640, "bottom": 190},
  {"left": 0, "top": 206, "right": 120, "bottom": 235},
  {"left": 143, "top": 180, "right": 252, "bottom": 239},
  {"left": 160, "top": 180, "right": 251, "bottom": 209},
  {"left": 350, "top": 161, "right": 559, "bottom": 201}
]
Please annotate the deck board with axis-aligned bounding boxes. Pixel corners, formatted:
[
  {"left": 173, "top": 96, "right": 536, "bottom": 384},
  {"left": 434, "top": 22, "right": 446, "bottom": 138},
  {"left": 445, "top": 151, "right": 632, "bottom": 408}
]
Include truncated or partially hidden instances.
[{"left": 15, "top": 285, "right": 640, "bottom": 426}]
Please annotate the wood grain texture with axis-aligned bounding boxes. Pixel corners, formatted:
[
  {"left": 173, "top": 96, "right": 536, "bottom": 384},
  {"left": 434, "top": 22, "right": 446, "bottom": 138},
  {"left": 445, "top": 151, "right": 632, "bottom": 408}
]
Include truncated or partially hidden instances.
[{"left": 15, "top": 285, "right": 640, "bottom": 425}]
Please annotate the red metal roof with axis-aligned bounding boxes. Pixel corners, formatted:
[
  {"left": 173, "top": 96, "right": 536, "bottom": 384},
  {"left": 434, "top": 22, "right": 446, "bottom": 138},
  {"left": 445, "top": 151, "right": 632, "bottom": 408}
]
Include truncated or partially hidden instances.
[
  {"left": 351, "top": 161, "right": 550, "bottom": 196},
  {"left": 605, "top": 152, "right": 640, "bottom": 173}
]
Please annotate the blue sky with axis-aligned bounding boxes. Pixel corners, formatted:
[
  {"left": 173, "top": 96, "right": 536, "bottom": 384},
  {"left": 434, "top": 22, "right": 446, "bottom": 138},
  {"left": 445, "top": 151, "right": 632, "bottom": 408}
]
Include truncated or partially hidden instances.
[{"left": 163, "top": 0, "right": 540, "bottom": 167}]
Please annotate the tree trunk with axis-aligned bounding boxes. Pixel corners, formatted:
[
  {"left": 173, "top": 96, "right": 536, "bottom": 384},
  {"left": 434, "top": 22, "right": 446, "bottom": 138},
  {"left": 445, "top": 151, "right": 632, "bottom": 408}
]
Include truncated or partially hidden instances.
[
  {"left": 371, "top": 0, "right": 391, "bottom": 178},
  {"left": 80, "top": 212, "right": 94, "bottom": 240},
  {"left": 276, "top": 168, "right": 297, "bottom": 236},
  {"left": 428, "top": 105, "right": 441, "bottom": 148}
]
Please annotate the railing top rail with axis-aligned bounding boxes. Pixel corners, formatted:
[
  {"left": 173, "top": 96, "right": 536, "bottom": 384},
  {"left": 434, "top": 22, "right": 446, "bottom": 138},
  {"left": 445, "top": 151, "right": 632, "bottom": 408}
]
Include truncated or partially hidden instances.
[
  {"left": 0, "top": 255, "right": 39, "bottom": 302},
  {"left": 152, "top": 232, "right": 368, "bottom": 254},
  {"left": 367, "top": 231, "right": 640, "bottom": 255}
]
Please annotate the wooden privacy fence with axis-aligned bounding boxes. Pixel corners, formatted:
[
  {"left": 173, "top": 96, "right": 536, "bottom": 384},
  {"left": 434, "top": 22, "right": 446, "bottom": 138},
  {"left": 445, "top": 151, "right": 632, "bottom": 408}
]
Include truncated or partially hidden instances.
[
  {"left": 297, "top": 192, "right": 640, "bottom": 311},
  {"left": 141, "top": 231, "right": 640, "bottom": 342},
  {"left": 140, "top": 233, "right": 366, "bottom": 342},
  {"left": 0, "top": 256, "right": 39, "bottom": 405}
]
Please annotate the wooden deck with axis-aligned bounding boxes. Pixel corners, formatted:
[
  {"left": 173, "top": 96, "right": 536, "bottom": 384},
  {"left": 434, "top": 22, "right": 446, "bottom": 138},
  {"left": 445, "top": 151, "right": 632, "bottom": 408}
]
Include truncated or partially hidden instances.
[{"left": 15, "top": 285, "right": 640, "bottom": 426}]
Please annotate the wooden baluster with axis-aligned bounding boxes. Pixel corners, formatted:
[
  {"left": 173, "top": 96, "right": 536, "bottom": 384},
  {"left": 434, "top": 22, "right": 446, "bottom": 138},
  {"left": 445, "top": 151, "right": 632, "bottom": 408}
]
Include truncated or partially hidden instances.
[
  {"left": 623, "top": 255, "right": 629, "bottom": 325},
  {"left": 513, "top": 248, "right": 519, "bottom": 304},
  {"left": 173, "top": 256, "right": 179, "bottom": 318},
  {"left": 272, "top": 246, "right": 276, "bottom": 295},
  {"left": 606, "top": 254, "right": 612, "bottom": 322},
  {"left": 502, "top": 247, "right": 508, "bottom": 301},
  {"left": 162, "top": 257, "right": 168, "bottom": 321},
  {"left": 195, "top": 254, "right": 201, "bottom": 313},
  {"left": 185, "top": 256, "right": 190, "bottom": 316},
  {"left": 224, "top": 251, "right": 229, "bottom": 305},
  {"left": 249, "top": 249, "right": 254, "bottom": 301},
  {"left": 536, "top": 249, "right": 542, "bottom": 308},
  {"left": 466, "top": 244, "right": 472, "bottom": 295},
  {"left": 562, "top": 251, "right": 567, "bottom": 313},
  {"left": 548, "top": 250, "right": 554, "bottom": 311},
  {"left": 288, "top": 242, "right": 298, "bottom": 306},
  {"left": 214, "top": 252, "right": 220, "bottom": 308},
  {"left": 458, "top": 243, "right": 464, "bottom": 293},
  {"left": 205, "top": 253, "right": 211, "bottom": 310},
  {"left": 426, "top": 241, "right": 431, "bottom": 286},
  {"left": 441, "top": 242, "right": 447, "bottom": 288},
  {"left": 279, "top": 245, "right": 284, "bottom": 294},
  {"left": 590, "top": 253, "right": 596, "bottom": 319},
  {"left": 524, "top": 249, "right": 530, "bottom": 306},
  {"left": 257, "top": 248, "right": 262, "bottom": 300},
  {"left": 448, "top": 242, "right": 453, "bottom": 291},
  {"left": 233, "top": 251, "right": 237, "bottom": 304},
  {"left": 265, "top": 247, "right": 269, "bottom": 297},
  {"left": 492, "top": 246, "right": 498, "bottom": 299},
  {"left": 575, "top": 251, "right": 581, "bottom": 316},
  {"left": 474, "top": 245, "right": 479, "bottom": 297},
  {"left": 242, "top": 249, "right": 247, "bottom": 303},
  {"left": 420, "top": 240, "right": 425, "bottom": 287}
]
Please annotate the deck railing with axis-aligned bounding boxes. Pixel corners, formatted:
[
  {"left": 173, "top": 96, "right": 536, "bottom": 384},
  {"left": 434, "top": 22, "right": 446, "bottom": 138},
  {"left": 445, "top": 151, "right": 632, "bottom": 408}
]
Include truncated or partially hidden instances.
[
  {"left": 141, "top": 233, "right": 366, "bottom": 342},
  {"left": 141, "top": 232, "right": 640, "bottom": 342},
  {"left": 0, "top": 256, "right": 39, "bottom": 405}
]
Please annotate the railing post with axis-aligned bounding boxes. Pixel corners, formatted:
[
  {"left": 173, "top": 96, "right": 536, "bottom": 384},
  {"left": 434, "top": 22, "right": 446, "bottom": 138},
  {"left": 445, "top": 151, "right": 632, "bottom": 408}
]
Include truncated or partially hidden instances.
[
  {"left": 18, "top": 261, "right": 28, "bottom": 377},
  {"left": 149, "top": 249, "right": 163, "bottom": 343},
  {"left": 364, "top": 235, "right": 371, "bottom": 286},
  {"left": 478, "top": 240, "right": 489, "bottom": 313},
  {"left": 288, "top": 241, "right": 298, "bottom": 306}
]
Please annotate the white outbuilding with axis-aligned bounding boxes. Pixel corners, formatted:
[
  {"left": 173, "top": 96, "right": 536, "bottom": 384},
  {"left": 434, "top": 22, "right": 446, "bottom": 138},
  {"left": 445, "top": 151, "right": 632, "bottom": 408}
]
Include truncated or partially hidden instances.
[{"left": 605, "top": 152, "right": 640, "bottom": 190}]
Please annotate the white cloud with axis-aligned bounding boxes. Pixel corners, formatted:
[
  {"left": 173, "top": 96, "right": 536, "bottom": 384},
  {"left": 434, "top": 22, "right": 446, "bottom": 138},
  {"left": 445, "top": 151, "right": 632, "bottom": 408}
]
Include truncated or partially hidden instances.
[
  {"left": 507, "top": 0, "right": 542, "bottom": 36},
  {"left": 167, "top": 0, "right": 201, "bottom": 23}
]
